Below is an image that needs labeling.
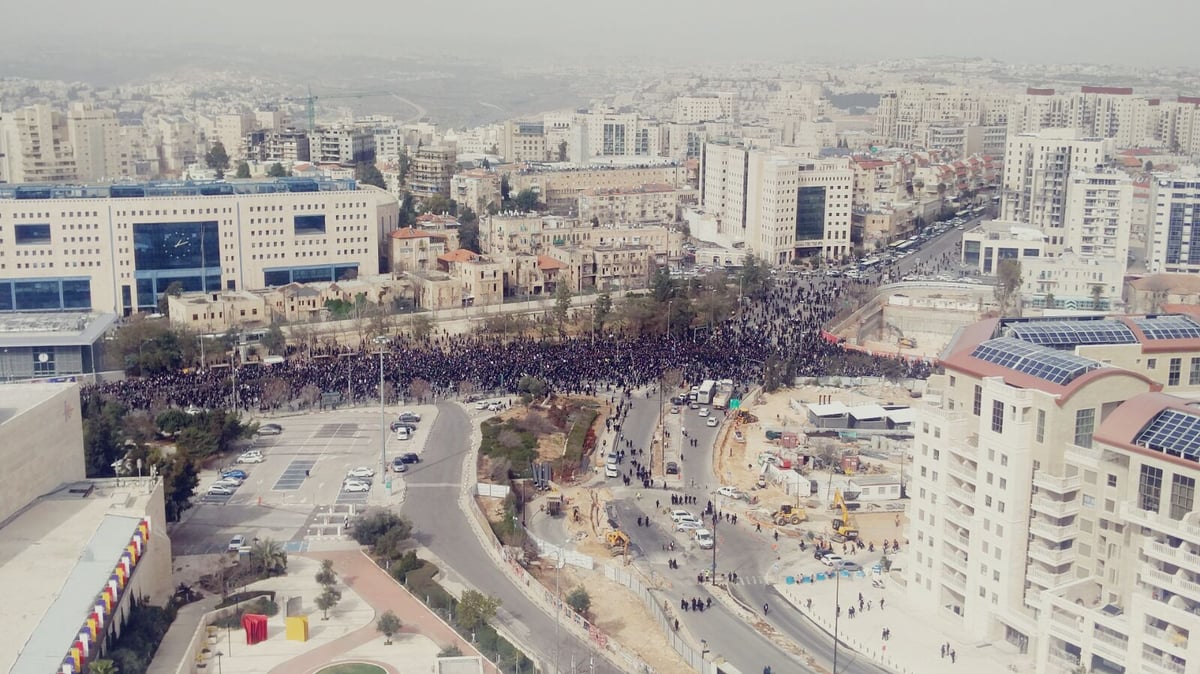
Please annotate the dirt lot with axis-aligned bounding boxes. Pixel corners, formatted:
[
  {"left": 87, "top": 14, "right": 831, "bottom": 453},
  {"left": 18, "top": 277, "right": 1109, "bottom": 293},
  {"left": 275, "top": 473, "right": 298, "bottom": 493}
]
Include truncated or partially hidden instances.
[{"left": 528, "top": 562, "right": 689, "bottom": 674}]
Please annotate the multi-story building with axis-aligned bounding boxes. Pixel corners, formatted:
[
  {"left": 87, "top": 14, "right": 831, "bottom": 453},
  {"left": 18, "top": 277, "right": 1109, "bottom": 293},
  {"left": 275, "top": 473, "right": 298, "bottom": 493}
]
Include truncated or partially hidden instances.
[
  {"left": 1150, "top": 168, "right": 1200, "bottom": 274},
  {"left": 450, "top": 168, "right": 501, "bottom": 214},
  {"left": 908, "top": 312, "right": 1200, "bottom": 674},
  {"left": 575, "top": 110, "right": 662, "bottom": 160},
  {"left": 0, "top": 104, "right": 80, "bottom": 183},
  {"left": 508, "top": 164, "right": 688, "bottom": 213},
  {"left": 697, "top": 140, "right": 853, "bottom": 263},
  {"left": 547, "top": 243, "right": 655, "bottom": 293},
  {"left": 67, "top": 103, "right": 128, "bottom": 182},
  {"left": 1002, "top": 128, "right": 1114, "bottom": 251},
  {"left": 480, "top": 213, "right": 680, "bottom": 260},
  {"left": 408, "top": 145, "right": 456, "bottom": 202},
  {"left": 501, "top": 120, "right": 548, "bottom": 163},
  {"left": 673, "top": 94, "right": 735, "bottom": 124},
  {"left": 0, "top": 177, "right": 399, "bottom": 316},
  {"left": 166, "top": 289, "right": 269, "bottom": 333},
  {"left": 389, "top": 227, "right": 449, "bottom": 274},
  {"left": 1007, "top": 86, "right": 1160, "bottom": 149},
  {"left": 243, "top": 129, "right": 311, "bottom": 165},
  {"left": 576, "top": 183, "right": 697, "bottom": 225},
  {"left": 875, "top": 86, "right": 1005, "bottom": 149},
  {"left": 1063, "top": 169, "right": 1133, "bottom": 263},
  {"left": 309, "top": 126, "right": 376, "bottom": 166}
]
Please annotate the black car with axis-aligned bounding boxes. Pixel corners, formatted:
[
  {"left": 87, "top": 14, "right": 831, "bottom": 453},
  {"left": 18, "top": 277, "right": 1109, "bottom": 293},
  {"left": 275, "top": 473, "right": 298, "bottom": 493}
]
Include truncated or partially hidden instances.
[
  {"left": 397, "top": 412, "right": 421, "bottom": 423},
  {"left": 390, "top": 421, "right": 418, "bottom": 433},
  {"left": 671, "top": 395, "right": 686, "bottom": 405},
  {"left": 400, "top": 452, "right": 421, "bottom": 464},
  {"left": 665, "top": 461, "right": 679, "bottom": 475}
]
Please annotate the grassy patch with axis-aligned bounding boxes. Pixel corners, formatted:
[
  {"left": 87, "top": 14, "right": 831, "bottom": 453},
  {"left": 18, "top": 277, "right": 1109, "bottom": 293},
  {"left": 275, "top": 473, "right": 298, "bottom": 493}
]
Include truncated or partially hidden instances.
[
  {"left": 563, "top": 409, "right": 598, "bottom": 465},
  {"left": 479, "top": 418, "right": 538, "bottom": 466},
  {"left": 315, "top": 664, "right": 387, "bottom": 674}
]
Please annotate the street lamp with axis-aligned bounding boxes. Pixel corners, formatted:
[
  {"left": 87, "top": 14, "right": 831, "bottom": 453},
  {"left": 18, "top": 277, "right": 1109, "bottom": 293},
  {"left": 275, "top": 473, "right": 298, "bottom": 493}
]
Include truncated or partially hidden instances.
[
  {"left": 374, "top": 336, "right": 388, "bottom": 484},
  {"left": 215, "top": 650, "right": 223, "bottom": 674},
  {"left": 832, "top": 565, "right": 842, "bottom": 674}
]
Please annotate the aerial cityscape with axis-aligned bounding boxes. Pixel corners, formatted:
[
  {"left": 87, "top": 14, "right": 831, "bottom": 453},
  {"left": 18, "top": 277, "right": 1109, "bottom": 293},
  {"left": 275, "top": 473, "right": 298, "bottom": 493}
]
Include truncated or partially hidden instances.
[{"left": 2, "top": 2, "right": 1200, "bottom": 674}]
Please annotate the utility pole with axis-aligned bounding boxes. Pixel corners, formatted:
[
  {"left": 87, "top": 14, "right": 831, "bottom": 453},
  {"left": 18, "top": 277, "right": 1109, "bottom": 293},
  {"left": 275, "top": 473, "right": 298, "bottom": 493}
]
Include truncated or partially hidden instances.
[
  {"left": 374, "top": 336, "right": 388, "bottom": 482},
  {"left": 833, "top": 567, "right": 842, "bottom": 673},
  {"left": 710, "top": 496, "right": 719, "bottom": 586}
]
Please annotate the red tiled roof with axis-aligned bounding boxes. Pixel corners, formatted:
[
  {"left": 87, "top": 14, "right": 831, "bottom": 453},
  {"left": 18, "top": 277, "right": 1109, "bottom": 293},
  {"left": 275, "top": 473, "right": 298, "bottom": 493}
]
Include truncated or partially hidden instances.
[
  {"left": 1082, "top": 85, "right": 1133, "bottom": 95},
  {"left": 536, "top": 254, "right": 567, "bottom": 271},
  {"left": 390, "top": 227, "right": 446, "bottom": 240},
  {"left": 1179, "top": 96, "right": 1200, "bottom": 106},
  {"left": 1026, "top": 87, "right": 1056, "bottom": 96},
  {"left": 438, "top": 248, "right": 479, "bottom": 263}
]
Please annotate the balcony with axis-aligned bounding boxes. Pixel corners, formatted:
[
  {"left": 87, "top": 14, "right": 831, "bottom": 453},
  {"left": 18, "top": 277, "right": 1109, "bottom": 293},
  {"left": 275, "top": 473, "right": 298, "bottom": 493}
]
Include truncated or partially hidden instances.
[
  {"left": 943, "top": 571, "right": 967, "bottom": 593},
  {"left": 1122, "top": 503, "right": 1200, "bottom": 543},
  {"left": 1144, "top": 623, "right": 1189, "bottom": 650},
  {"left": 1032, "top": 493, "right": 1082, "bottom": 518},
  {"left": 1033, "top": 471, "right": 1082, "bottom": 493},
  {"left": 1142, "top": 567, "right": 1200, "bottom": 602},
  {"left": 1027, "top": 566, "right": 1073, "bottom": 588},
  {"left": 1029, "top": 543, "right": 1075, "bottom": 565},
  {"left": 943, "top": 504, "right": 975, "bottom": 527},
  {"left": 1147, "top": 541, "right": 1200, "bottom": 571},
  {"left": 1030, "top": 519, "right": 1079, "bottom": 541},
  {"left": 946, "top": 460, "right": 978, "bottom": 483},
  {"left": 947, "top": 484, "right": 976, "bottom": 506},
  {"left": 1144, "top": 655, "right": 1187, "bottom": 674}
]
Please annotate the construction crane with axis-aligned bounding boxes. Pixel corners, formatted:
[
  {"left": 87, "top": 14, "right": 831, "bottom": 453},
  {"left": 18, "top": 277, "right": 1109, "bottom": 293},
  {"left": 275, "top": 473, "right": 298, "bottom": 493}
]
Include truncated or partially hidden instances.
[
  {"left": 830, "top": 488, "right": 860, "bottom": 541},
  {"left": 283, "top": 86, "right": 394, "bottom": 131}
]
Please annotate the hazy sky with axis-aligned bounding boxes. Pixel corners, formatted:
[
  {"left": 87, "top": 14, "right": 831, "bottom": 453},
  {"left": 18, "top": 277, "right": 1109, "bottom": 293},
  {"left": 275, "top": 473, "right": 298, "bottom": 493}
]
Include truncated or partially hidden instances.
[{"left": 4, "top": 0, "right": 1198, "bottom": 68}]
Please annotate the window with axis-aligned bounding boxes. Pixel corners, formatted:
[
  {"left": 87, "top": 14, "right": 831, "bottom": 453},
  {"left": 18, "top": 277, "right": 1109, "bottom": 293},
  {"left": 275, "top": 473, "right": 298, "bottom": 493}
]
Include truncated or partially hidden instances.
[
  {"left": 1138, "top": 465, "right": 1164, "bottom": 512},
  {"left": 1191, "top": 358, "right": 1200, "bottom": 386},
  {"left": 294, "top": 214, "right": 327, "bottom": 235},
  {"left": 15, "top": 223, "right": 52, "bottom": 245},
  {"left": 1107, "top": 474, "right": 1117, "bottom": 488},
  {"left": 991, "top": 399, "right": 1004, "bottom": 433},
  {"left": 973, "top": 385, "right": 982, "bottom": 416},
  {"left": 32, "top": 349, "right": 55, "bottom": 376},
  {"left": 1035, "top": 409, "right": 1045, "bottom": 442},
  {"left": 1171, "top": 474, "right": 1195, "bottom": 521},
  {"left": 1147, "top": 358, "right": 1157, "bottom": 370},
  {"left": 1074, "top": 408, "right": 1096, "bottom": 448},
  {"left": 1169, "top": 358, "right": 1182, "bottom": 386}
]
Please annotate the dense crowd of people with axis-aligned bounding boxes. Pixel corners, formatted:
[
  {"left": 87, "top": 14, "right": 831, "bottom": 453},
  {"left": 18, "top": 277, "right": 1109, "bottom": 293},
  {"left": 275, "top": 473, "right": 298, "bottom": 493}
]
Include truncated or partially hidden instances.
[{"left": 87, "top": 273, "right": 937, "bottom": 412}]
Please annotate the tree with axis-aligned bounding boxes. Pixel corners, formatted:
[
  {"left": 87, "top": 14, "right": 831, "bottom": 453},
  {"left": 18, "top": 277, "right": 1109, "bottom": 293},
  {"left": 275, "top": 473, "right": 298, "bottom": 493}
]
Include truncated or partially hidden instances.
[
  {"left": 376, "top": 610, "right": 402, "bottom": 644},
  {"left": 1043, "top": 292, "right": 1056, "bottom": 310},
  {"left": 205, "top": 142, "right": 230, "bottom": 176},
  {"left": 83, "top": 398, "right": 126, "bottom": 477},
  {"left": 250, "top": 537, "right": 288, "bottom": 576},
  {"left": 517, "top": 376, "right": 547, "bottom": 399},
  {"left": 738, "top": 253, "right": 773, "bottom": 300},
  {"left": 455, "top": 590, "right": 500, "bottom": 632},
  {"left": 157, "top": 280, "right": 184, "bottom": 314},
  {"left": 565, "top": 586, "right": 591, "bottom": 615},
  {"left": 514, "top": 189, "right": 542, "bottom": 212},
  {"left": 160, "top": 455, "right": 198, "bottom": 521},
  {"left": 315, "top": 585, "right": 342, "bottom": 620},
  {"left": 459, "top": 219, "right": 482, "bottom": 253},
  {"left": 88, "top": 659, "right": 118, "bottom": 674},
  {"left": 557, "top": 140, "right": 568, "bottom": 162},
  {"left": 459, "top": 206, "right": 479, "bottom": 226},
  {"left": 1091, "top": 284, "right": 1105, "bottom": 310},
  {"left": 315, "top": 558, "right": 338, "bottom": 587},
  {"left": 267, "top": 162, "right": 288, "bottom": 178},
  {"left": 352, "top": 510, "right": 412, "bottom": 547},
  {"left": 260, "top": 323, "right": 286, "bottom": 355},
  {"left": 356, "top": 162, "right": 386, "bottom": 189},
  {"left": 235, "top": 161, "right": 251, "bottom": 179},
  {"left": 411, "top": 313, "right": 435, "bottom": 342},
  {"left": 500, "top": 175, "right": 511, "bottom": 202},
  {"left": 651, "top": 266, "right": 676, "bottom": 304},
  {"left": 593, "top": 291, "right": 613, "bottom": 335},
  {"left": 423, "top": 195, "right": 456, "bottom": 216},
  {"left": 995, "top": 259, "right": 1023, "bottom": 317},
  {"left": 553, "top": 283, "right": 573, "bottom": 338}
]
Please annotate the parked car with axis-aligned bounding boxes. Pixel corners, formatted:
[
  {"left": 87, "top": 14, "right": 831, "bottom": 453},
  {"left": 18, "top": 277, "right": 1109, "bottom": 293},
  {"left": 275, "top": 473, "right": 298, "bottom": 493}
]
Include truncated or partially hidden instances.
[
  {"left": 400, "top": 453, "right": 420, "bottom": 464},
  {"left": 605, "top": 463, "right": 619, "bottom": 478},
  {"left": 670, "top": 510, "right": 695, "bottom": 523},
  {"left": 395, "top": 428, "right": 411, "bottom": 441},
  {"left": 236, "top": 452, "right": 264, "bottom": 464},
  {"left": 666, "top": 461, "right": 679, "bottom": 475},
  {"left": 221, "top": 469, "right": 248, "bottom": 480},
  {"left": 675, "top": 520, "right": 703, "bottom": 532},
  {"left": 694, "top": 528, "right": 714, "bottom": 549},
  {"left": 343, "top": 480, "right": 370, "bottom": 493},
  {"left": 392, "top": 457, "right": 409, "bottom": 473},
  {"left": 208, "top": 485, "right": 234, "bottom": 496},
  {"left": 838, "top": 561, "right": 863, "bottom": 572},
  {"left": 398, "top": 411, "right": 422, "bottom": 422},
  {"left": 670, "top": 406, "right": 680, "bottom": 414},
  {"left": 487, "top": 402, "right": 503, "bottom": 411},
  {"left": 257, "top": 423, "right": 283, "bottom": 435},
  {"left": 227, "top": 535, "right": 246, "bottom": 551},
  {"left": 214, "top": 477, "right": 243, "bottom": 488},
  {"left": 820, "top": 553, "right": 844, "bottom": 567},
  {"left": 390, "top": 421, "right": 417, "bottom": 432},
  {"left": 347, "top": 466, "right": 375, "bottom": 479},
  {"left": 475, "top": 400, "right": 489, "bottom": 410},
  {"left": 717, "top": 486, "right": 744, "bottom": 499}
]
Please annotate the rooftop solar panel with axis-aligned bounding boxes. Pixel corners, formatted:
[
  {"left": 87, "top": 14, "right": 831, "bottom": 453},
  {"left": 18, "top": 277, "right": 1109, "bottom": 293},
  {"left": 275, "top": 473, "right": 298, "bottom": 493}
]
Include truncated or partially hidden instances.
[
  {"left": 1133, "top": 409, "right": 1200, "bottom": 462},
  {"left": 970, "top": 337, "right": 1103, "bottom": 385},
  {"left": 1131, "top": 315, "right": 1200, "bottom": 341},
  {"left": 1005, "top": 320, "right": 1138, "bottom": 349}
]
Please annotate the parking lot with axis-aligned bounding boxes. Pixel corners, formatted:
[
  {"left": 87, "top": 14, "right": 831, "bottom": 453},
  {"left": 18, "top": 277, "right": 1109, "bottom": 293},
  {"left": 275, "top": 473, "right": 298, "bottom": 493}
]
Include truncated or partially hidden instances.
[{"left": 171, "top": 405, "right": 436, "bottom": 557}]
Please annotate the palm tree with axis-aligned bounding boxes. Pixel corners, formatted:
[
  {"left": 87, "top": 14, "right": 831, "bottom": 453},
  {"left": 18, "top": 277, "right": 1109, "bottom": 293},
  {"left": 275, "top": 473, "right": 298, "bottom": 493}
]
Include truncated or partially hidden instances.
[
  {"left": 88, "top": 660, "right": 118, "bottom": 674},
  {"left": 250, "top": 538, "right": 288, "bottom": 577}
]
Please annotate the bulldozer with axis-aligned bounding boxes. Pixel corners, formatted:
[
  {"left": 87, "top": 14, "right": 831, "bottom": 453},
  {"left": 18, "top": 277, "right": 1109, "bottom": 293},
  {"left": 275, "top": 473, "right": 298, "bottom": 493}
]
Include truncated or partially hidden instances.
[
  {"left": 831, "top": 488, "right": 860, "bottom": 540},
  {"left": 771, "top": 503, "right": 807, "bottom": 525},
  {"left": 606, "top": 530, "right": 631, "bottom": 556}
]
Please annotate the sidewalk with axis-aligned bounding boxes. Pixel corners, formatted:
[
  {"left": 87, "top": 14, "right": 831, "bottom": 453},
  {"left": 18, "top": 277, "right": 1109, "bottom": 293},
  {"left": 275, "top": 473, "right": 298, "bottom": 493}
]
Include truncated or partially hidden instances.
[
  {"left": 146, "top": 595, "right": 221, "bottom": 674},
  {"left": 775, "top": 570, "right": 1028, "bottom": 674}
]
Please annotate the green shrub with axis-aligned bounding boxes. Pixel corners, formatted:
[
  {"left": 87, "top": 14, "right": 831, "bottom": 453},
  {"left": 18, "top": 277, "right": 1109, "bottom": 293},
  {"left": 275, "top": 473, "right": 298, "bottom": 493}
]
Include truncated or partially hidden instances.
[{"left": 211, "top": 596, "right": 279, "bottom": 628}]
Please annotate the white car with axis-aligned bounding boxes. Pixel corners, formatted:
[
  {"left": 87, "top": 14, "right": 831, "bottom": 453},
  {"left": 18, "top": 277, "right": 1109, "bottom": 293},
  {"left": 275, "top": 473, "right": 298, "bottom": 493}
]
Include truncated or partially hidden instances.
[
  {"left": 717, "top": 486, "right": 743, "bottom": 499},
  {"left": 236, "top": 452, "right": 264, "bottom": 464},
  {"left": 207, "top": 484, "right": 234, "bottom": 496},
  {"left": 214, "top": 477, "right": 243, "bottom": 487},
  {"left": 475, "top": 400, "right": 488, "bottom": 410},
  {"left": 670, "top": 509, "right": 694, "bottom": 523},
  {"left": 228, "top": 534, "right": 246, "bottom": 551},
  {"left": 676, "top": 520, "right": 703, "bottom": 532},
  {"left": 343, "top": 480, "right": 370, "bottom": 493},
  {"left": 706, "top": 417, "right": 718, "bottom": 427},
  {"left": 487, "top": 402, "right": 503, "bottom": 411},
  {"left": 698, "top": 408, "right": 710, "bottom": 417},
  {"left": 604, "top": 463, "right": 619, "bottom": 478},
  {"left": 820, "top": 553, "right": 844, "bottom": 567},
  {"left": 347, "top": 466, "right": 375, "bottom": 479},
  {"left": 395, "top": 428, "right": 411, "bottom": 441},
  {"left": 694, "top": 528, "right": 714, "bottom": 549}
]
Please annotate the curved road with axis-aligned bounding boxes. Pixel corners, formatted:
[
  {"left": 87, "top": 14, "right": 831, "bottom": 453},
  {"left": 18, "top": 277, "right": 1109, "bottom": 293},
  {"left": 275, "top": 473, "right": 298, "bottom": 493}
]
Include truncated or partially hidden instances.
[{"left": 403, "top": 403, "right": 619, "bottom": 674}]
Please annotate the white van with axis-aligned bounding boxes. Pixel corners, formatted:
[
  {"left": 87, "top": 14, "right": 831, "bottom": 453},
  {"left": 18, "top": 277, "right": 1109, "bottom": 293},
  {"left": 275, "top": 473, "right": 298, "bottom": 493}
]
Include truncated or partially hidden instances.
[
  {"left": 604, "top": 462, "right": 619, "bottom": 478},
  {"left": 395, "top": 427, "right": 411, "bottom": 441}
]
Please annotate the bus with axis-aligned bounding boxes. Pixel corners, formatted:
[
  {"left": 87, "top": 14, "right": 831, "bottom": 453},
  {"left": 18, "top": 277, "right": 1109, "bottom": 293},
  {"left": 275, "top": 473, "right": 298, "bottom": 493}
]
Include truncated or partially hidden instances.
[{"left": 697, "top": 380, "right": 717, "bottom": 405}]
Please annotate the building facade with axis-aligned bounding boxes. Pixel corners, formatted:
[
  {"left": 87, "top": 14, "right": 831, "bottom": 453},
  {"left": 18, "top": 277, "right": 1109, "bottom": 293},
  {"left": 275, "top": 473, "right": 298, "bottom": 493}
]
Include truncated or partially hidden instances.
[
  {"left": 1150, "top": 168, "right": 1200, "bottom": 274},
  {"left": 576, "top": 183, "right": 696, "bottom": 225},
  {"left": 0, "top": 178, "right": 399, "bottom": 316},
  {"left": 408, "top": 145, "right": 457, "bottom": 201}
]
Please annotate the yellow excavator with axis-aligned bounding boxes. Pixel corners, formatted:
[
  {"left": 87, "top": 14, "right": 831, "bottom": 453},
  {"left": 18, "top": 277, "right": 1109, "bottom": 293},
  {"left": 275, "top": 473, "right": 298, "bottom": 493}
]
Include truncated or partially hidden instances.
[
  {"left": 831, "top": 489, "right": 860, "bottom": 540},
  {"left": 606, "top": 530, "right": 631, "bottom": 556},
  {"left": 772, "top": 503, "right": 807, "bottom": 525}
]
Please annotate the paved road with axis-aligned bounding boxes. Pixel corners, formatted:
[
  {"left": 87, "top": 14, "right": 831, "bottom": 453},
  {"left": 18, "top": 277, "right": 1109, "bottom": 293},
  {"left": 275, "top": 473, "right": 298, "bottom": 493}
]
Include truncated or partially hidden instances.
[{"left": 403, "top": 403, "right": 620, "bottom": 674}]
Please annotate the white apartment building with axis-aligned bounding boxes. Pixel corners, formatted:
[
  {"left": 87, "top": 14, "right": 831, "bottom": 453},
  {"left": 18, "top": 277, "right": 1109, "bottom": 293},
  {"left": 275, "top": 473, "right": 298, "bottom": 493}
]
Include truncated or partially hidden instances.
[
  {"left": 67, "top": 103, "right": 128, "bottom": 181},
  {"left": 575, "top": 110, "right": 662, "bottom": 160},
  {"left": 450, "top": 169, "right": 501, "bottom": 214},
  {"left": 698, "top": 140, "right": 852, "bottom": 263},
  {"left": 673, "top": 94, "right": 735, "bottom": 124},
  {"left": 1064, "top": 169, "right": 1133, "bottom": 263},
  {"left": 1007, "top": 87, "right": 1159, "bottom": 149},
  {"left": 1001, "top": 128, "right": 1114, "bottom": 251},
  {"left": 501, "top": 120, "right": 548, "bottom": 163},
  {"left": 309, "top": 126, "right": 376, "bottom": 166},
  {"left": 0, "top": 105, "right": 81, "bottom": 183},
  {"left": 0, "top": 178, "right": 398, "bottom": 316},
  {"left": 875, "top": 86, "right": 1004, "bottom": 148},
  {"left": 908, "top": 312, "right": 1200, "bottom": 674},
  {"left": 509, "top": 164, "right": 688, "bottom": 213},
  {"left": 577, "top": 183, "right": 697, "bottom": 225},
  {"left": 1150, "top": 168, "right": 1200, "bottom": 274}
]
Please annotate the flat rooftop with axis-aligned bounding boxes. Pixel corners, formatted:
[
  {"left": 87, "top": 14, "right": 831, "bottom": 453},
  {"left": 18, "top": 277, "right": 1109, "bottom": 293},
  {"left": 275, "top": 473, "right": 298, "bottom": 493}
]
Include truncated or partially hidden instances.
[
  {"left": 0, "top": 478, "right": 158, "bottom": 674},
  {"left": 0, "top": 177, "right": 358, "bottom": 201},
  {"left": 0, "top": 381, "right": 75, "bottom": 427},
  {"left": 0, "top": 312, "right": 116, "bottom": 348}
]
